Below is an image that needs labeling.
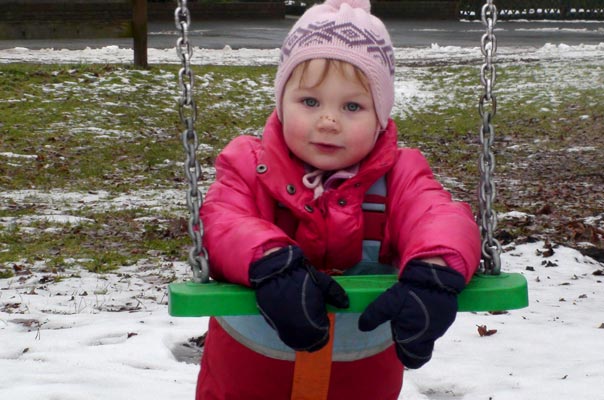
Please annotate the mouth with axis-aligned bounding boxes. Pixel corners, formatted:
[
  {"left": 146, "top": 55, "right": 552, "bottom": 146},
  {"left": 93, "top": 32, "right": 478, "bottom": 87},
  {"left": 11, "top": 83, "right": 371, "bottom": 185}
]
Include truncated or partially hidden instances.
[{"left": 311, "top": 142, "right": 343, "bottom": 152}]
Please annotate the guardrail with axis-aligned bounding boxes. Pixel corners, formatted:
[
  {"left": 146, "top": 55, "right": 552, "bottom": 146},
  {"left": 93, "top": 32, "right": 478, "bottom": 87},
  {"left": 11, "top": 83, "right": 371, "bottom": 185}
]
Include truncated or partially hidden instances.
[{"left": 459, "top": 0, "right": 604, "bottom": 19}]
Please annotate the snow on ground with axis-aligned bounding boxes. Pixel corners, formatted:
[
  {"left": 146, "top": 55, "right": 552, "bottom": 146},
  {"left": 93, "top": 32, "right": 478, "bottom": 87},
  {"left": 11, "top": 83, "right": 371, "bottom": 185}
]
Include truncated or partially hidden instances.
[
  {"left": 405, "top": 243, "right": 604, "bottom": 400},
  {"left": 0, "top": 189, "right": 186, "bottom": 214},
  {"left": 0, "top": 258, "right": 202, "bottom": 400},
  {"left": 2, "top": 42, "right": 604, "bottom": 66},
  {"left": 1, "top": 237, "right": 603, "bottom": 399},
  {"left": 1, "top": 42, "right": 604, "bottom": 399}
]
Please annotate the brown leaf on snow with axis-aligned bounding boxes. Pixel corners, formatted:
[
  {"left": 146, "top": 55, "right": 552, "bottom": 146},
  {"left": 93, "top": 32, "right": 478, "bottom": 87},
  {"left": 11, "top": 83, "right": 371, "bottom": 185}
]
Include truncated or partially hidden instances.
[
  {"left": 542, "top": 248, "right": 555, "bottom": 257},
  {"left": 10, "top": 318, "right": 40, "bottom": 328},
  {"left": 559, "top": 221, "right": 604, "bottom": 244},
  {"left": 477, "top": 325, "right": 498, "bottom": 337},
  {"left": 1, "top": 303, "right": 24, "bottom": 313},
  {"left": 12, "top": 264, "right": 32, "bottom": 276},
  {"left": 535, "top": 241, "right": 556, "bottom": 258},
  {"left": 541, "top": 240, "right": 555, "bottom": 257}
]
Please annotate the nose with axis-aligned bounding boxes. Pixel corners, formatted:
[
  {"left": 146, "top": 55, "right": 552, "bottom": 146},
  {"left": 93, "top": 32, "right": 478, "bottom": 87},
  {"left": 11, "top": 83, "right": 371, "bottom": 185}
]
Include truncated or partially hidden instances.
[{"left": 317, "top": 114, "right": 338, "bottom": 133}]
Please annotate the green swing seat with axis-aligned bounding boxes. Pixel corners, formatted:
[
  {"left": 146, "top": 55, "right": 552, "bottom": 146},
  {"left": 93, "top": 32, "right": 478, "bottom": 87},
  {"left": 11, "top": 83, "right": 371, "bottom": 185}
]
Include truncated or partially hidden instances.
[{"left": 168, "top": 270, "right": 528, "bottom": 317}]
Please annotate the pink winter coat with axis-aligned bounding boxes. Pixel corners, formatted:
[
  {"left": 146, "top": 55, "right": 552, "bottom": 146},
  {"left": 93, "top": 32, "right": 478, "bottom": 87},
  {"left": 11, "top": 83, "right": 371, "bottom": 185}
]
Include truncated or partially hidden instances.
[
  {"left": 201, "top": 111, "right": 481, "bottom": 284},
  {"left": 196, "top": 111, "right": 481, "bottom": 400}
]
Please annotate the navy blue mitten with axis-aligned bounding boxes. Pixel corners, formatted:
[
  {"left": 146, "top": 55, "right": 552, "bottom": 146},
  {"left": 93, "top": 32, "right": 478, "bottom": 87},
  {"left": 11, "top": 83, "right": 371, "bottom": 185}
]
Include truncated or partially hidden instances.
[
  {"left": 358, "top": 260, "right": 465, "bottom": 369},
  {"left": 249, "top": 245, "right": 350, "bottom": 352}
]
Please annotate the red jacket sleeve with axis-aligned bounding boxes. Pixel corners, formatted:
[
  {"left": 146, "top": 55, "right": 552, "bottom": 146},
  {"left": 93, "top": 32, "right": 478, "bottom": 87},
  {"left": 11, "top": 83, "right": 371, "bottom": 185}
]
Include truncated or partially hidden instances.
[
  {"left": 200, "top": 136, "right": 294, "bottom": 287},
  {"left": 385, "top": 149, "right": 481, "bottom": 282}
]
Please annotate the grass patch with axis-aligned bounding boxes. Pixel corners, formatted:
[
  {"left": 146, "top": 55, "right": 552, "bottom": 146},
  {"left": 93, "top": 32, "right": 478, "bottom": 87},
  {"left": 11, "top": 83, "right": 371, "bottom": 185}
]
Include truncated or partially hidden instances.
[
  {"left": 0, "top": 268, "right": 14, "bottom": 279},
  {"left": 0, "top": 63, "right": 275, "bottom": 192},
  {"left": 0, "top": 207, "right": 189, "bottom": 272},
  {"left": 1, "top": 61, "right": 602, "bottom": 272},
  {"left": 81, "top": 252, "right": 132, "bottom": 273}
]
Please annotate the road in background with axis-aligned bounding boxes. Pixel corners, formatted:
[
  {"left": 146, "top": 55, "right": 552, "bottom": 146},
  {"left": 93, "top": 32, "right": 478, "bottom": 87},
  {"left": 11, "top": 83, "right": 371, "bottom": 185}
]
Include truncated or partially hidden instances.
[{"left": 0, "top": 19, "right": 602, "bottom": 50}]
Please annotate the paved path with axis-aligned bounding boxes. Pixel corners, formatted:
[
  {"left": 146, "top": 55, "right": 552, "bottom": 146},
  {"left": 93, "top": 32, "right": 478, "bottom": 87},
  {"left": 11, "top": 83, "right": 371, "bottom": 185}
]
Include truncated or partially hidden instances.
[{"left": 0, "top": 19, "right": 603, "bottom": 50}]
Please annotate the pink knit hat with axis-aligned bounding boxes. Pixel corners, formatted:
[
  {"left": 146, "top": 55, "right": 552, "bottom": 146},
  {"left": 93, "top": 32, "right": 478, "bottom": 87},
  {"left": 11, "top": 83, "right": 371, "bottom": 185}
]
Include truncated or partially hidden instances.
[{"left": 274, "top": 0, "right": 395, "bottom": 129}]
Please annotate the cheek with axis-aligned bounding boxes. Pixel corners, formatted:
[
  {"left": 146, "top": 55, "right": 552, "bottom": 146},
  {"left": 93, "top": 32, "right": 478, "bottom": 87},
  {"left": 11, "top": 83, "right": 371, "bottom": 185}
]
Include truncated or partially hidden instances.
[
  {"left": 346, "top": 126, "right": 380, "bottom": 160},
  {"left": 283, "top": 112, "right": 307, "bottom": 139},
  {"left": 352, "top": 120, "right": 379, "bottom": 145},
  {"left": 355, "top": 134, "right": 378, "bottom": 153}
]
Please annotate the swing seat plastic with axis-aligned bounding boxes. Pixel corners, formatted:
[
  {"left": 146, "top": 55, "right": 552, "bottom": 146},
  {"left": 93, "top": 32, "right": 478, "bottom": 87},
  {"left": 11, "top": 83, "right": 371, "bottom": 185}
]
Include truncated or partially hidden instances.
[{"left": 168, "top": 272, "right": 528, "bottom": 317}]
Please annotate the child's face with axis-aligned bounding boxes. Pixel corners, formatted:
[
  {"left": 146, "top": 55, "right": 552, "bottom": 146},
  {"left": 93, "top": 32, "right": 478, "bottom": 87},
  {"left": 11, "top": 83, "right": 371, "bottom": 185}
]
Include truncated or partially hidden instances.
[{"left": 281, "top": 59, "right": 379, "bottom": 171}]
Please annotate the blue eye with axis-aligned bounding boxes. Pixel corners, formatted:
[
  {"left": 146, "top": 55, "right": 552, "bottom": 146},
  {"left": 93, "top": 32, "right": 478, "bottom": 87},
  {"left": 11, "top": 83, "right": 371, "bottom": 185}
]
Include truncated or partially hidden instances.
[
  {"left": 303, "top": 98, "right": 318, "bottom": 107},
  {"left": 345, "top": 103, "right": 361, "bottom": 112}
]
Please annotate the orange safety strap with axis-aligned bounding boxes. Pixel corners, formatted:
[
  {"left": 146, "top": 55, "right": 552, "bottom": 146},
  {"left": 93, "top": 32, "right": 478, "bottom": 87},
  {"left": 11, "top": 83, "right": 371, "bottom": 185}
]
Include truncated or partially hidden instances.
[{"left": 290, "top": 313, "right": 336, "bottom": 400}]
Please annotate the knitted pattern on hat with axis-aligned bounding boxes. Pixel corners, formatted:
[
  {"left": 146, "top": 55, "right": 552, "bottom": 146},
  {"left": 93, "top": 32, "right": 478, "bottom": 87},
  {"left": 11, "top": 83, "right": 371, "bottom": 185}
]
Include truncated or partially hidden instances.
[{"left": 274, "top": 0, "right": 395, "bottom": 129}]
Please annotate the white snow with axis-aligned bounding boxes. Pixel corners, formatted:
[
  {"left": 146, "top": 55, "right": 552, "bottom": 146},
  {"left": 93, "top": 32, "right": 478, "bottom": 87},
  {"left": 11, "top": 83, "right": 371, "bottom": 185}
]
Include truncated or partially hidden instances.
[
  {"left": 0, "top": 152, "right": 38, "bottom": 159},
  {"left": 2, "top": 42, "right": 604, "bottom": 66},
  {"left": 1, "top": 239, "right": 602, "bottom": 399},
  {"left": 405, "top": 243, "right": 604, "bottom": 400},
  {"left": 0, "top": 260, "right": 203, "bottom": 400},
  {"left": 566, "top": 146, "right": 596, "bottom": 152},
  {"left": 1, "top": 35, "right": 604, "bottom": 399}
]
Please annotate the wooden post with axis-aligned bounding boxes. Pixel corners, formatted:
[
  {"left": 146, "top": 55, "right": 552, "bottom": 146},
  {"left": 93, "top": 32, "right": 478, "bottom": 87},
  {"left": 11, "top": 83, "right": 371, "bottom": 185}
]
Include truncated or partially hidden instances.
[
  {"left": 132, "top": 0, "right": 148, "bottom": 68},
  {"left": 560, "top": 0, "right": 571, "bottom": 19}
]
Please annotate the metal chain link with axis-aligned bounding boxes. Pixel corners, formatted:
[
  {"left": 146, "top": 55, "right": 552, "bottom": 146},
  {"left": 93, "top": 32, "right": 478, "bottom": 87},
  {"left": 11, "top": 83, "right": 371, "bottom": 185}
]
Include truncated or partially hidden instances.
[
  {"left": 175, "top": 0, "right": 209, "bottom": 283},
  {"left": 478, "top": 0, "right": 502, "bottom": 275}
]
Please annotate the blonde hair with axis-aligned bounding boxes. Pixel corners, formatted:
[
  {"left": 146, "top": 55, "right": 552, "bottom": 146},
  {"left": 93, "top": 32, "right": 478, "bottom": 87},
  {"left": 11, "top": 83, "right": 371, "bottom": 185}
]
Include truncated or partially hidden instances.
[{"left": 292, "top": 59, "right": 371, "bottom": 93}]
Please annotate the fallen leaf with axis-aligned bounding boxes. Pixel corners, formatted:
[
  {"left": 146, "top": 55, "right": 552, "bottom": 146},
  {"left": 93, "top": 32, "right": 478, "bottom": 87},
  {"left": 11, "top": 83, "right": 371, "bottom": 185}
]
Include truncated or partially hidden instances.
[
  {"left": 477, "top": 325, "right": 498, "bottom": 337},
  {"left": 10, "top": 318, "right": 39, "bottom": 328},
  {"left": 536, "top": 204, "right": 552, "bottom": 215},
  {"left": 542, "top": 248, "right": 555, "bottom": 257}
]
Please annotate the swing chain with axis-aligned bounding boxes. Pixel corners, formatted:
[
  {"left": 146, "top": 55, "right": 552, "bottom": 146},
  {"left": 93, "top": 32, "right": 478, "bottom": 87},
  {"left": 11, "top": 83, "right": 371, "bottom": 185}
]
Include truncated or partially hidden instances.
[
  {"left": 176, "top": 0, "right": 210, "bottom": 283},
  {"left": 478, "top": 0, "right": 502, "bottom": 275}
]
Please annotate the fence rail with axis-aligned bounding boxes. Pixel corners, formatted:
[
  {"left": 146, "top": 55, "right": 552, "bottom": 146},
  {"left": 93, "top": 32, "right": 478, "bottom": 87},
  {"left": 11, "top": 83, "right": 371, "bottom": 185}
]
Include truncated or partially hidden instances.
[
  {"left": 0, "top": 0, "right": 148, "bottom": 66},
  {"left": 459, "top": 0, "right": 604, "bottom": 19}
]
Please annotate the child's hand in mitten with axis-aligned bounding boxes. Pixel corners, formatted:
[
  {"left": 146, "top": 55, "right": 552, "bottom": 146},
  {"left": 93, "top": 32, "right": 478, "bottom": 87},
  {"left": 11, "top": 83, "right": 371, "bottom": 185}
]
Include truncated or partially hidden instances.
[
  {"left": 358, "top": 260, "right": 465, "bottom": 368},
  {"left": 250, "top": 245, "right": 350, "bottom": 352}
]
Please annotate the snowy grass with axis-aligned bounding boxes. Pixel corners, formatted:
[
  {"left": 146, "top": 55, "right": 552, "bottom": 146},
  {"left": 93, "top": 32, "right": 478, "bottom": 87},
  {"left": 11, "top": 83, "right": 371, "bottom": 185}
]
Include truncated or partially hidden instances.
[{"left": 2, "top": 57, "right": 602, "bottom": 274}]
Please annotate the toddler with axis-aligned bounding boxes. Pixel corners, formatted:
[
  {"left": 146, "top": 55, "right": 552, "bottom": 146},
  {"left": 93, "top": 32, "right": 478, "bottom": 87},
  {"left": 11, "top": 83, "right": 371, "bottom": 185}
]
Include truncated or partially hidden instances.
[{"left": 196, "top": 0, "right": 481, "bottom": 398}]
